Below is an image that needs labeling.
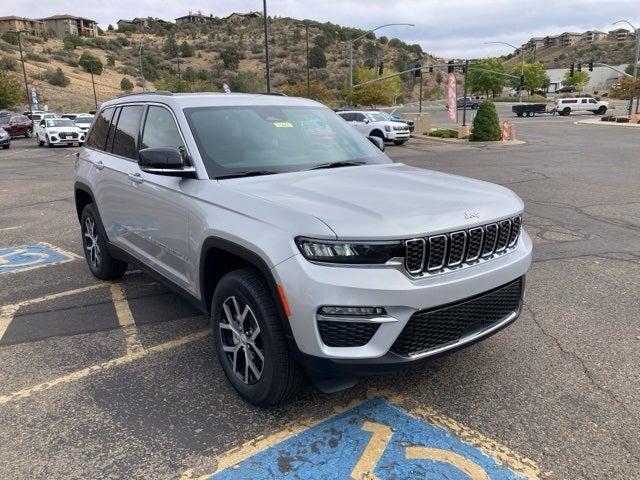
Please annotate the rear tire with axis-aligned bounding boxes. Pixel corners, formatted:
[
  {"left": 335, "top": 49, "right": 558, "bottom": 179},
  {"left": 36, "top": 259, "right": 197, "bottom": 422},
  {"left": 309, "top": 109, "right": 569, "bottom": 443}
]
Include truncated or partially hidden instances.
[
  {"left": 562, "top": 107, "right": 571, "bottom": 116},
  {"left": 211, "top": 268, "right": 304, "bottom": 406},
  {"left": 80, "top": 203, "right": 127, "bottom": 280}
]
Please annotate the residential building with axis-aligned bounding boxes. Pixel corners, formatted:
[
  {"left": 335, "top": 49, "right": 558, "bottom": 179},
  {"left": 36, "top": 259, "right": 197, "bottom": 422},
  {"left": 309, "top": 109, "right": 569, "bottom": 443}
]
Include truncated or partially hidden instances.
[
  {"left": 544, "top": 35, "right": 559, "bottom": 47},
  {"left": 559, "top": 32, "right": 582, "bottom": 47},
  {"left": 225, "top": 11, "right": 263, "bottom": 22},
  {"left": 0, "top": 16, "right": 44, "bottom": 35},
  {"left": 608, "top": 28, "right": 630, "bottom": 41},
  {"left": 175, "top": 11, "right": 210, "bottom": 24},
  {"left": 521, "top": 37, "right": 544, "bottom": 51},
  {"left": 117, "top": 17, "right": 148, "bottom": 32},
  {"left": 581, "top": 30, "right": 606, "bottom": 43},
  {"left": 40, "top": 14, "right": 98, "bottom": 38}
]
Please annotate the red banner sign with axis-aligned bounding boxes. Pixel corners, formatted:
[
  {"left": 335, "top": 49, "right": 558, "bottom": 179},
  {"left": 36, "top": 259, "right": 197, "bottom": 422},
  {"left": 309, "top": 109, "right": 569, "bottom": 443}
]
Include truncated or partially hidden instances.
[{"left": 447, "top": 73, "right": 457, "bottom": 122}]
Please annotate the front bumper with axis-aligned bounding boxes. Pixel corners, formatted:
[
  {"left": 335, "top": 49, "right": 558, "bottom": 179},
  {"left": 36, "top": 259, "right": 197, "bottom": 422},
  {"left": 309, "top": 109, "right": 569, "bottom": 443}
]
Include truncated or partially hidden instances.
[
  {"left": 385, "top": 130, "right": 410, "bottom": 140},
  {"left": 48, "top": 133, "right": 85, "bottom": 144},
  {"left": 273, "top": 229, "right": 532, "bottom": 371},
  {"left": 0, "top": 137, "right": 10, "bottom": 146}
]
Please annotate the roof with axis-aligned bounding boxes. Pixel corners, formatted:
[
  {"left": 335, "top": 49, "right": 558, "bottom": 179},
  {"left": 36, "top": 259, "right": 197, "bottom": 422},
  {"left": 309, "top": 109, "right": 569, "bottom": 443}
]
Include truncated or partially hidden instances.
[
  {"left": 0, "top": 15, "right": 43, "bottom": 22},
  {"left": 175, "top": 13, "right": 208, "bottom": 20},
  {"left": 560, "top": 32, "right": 581, "bottom": 36},
  {"left": 40, "top": 14, "right": 96, "bottom": 23}
]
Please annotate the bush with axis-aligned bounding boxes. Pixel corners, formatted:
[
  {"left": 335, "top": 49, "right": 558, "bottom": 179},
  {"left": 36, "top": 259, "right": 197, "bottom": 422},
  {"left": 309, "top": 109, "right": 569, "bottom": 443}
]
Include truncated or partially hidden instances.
[
  {"left": 24, "top": 52, "right": 48, "bottom": 62},
  {"left": 470, "top": 101, "right": 501, "bottom": 141},
  {"left": 221, "top": 46, "right": 240, "bottom": 70},
  {"left": 229, "top": 71, "right": 265, "bottom": 93},
  {"left": 429, "top": 128, "right": 458, "bottom": 138},
  {"left": 0, "top": 72, "right": 23, "bottom": 110},
  {"left": 180, "top": 41, "right": 195, "bottom": 57},
  {"left": 106, "top": 54, "right": 115, "bottom": 67},
  {"left": 309, "top": 46, "right": 326, "bottom": 68},
  {"left": 63, "top": 34, "right": 84, "bottom": 50},
  {"left": 1, "top": 32, "right": 18, "bottom": 45},
  {"left": 79, "top": 51, "right": 103, "bottom": 75},
  {"left": 0, "top": 57, "right": 17, "bottom": 71},
  {"left": 44, "top": 67, "right": 70, "bottom": 87},
  {"left": 120, "top": 77, "right": 134, "bottom": 91}
]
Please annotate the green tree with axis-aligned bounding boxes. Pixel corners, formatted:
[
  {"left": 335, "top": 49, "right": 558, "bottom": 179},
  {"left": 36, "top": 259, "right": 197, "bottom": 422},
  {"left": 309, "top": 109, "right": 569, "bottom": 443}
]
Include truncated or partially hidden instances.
[
  {"left": 309, "top": 46, "right": 326, "bottom": 68},
  {"left": 180, "top": 41, "right": 195, "bottom": 57},
  {"left": 140, "top": 54, "right": 160, "bottom": 81},
  {"left": 468, "top": 58, "right": 506, "bottom": 97},
  {"left": 155, "top": 74, "right": 190, "bottom": 93},
  {"left": 221, "top": 46, "right": 240, "bottom": 70},
  {"left": 163, "top": 36, "right": 179, "bottom": 57},
  {"left": 45, "top": 67, "right": 70, "bottom": 87},
  {"left": 63, "top": 34, "right": 84, "bottom": 50},
  {"left": 79, "top": 51, "right": 103, "bottom": 74},
  {"left": 0, "top": 72, "right": 23, "bottom": 110},
  {"left": 120, "top": 77, "right": 134, "bottom": 91},
  {"left": 229, "top": 71, "right": 265, "bottom": 93},
  {"left": 470, "top": 101, "right": 501, "bottom": 141},
  {"left": 313, "top": 34, "right": 329, "bottom": 50},
  {"left": 107, "top": 24, "right": 114, "bottom": 31},
  {"left": 282, "top": 79, "right": 336, "bottom": 104},
  {"left": 562, "top": 70, "right": 590, "bottom": 91},
  {"left": 1, "top": 32, "right": 18, "bottom": 45},
  {"left": 345, "top": 67, "right": 403, "bottom": 106},
  {"left": 511, "top": 62, "right": 549, "bottom": 95}
]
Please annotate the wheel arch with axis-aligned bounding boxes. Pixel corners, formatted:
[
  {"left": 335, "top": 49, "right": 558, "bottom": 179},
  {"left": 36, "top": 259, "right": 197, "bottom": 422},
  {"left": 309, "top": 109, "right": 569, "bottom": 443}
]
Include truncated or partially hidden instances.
[
  {"left": 74, "top": 181, "right": 96, "bottom": 223},
  {"left": 369, "top": 128, "right": 384, "bottom": 138}
]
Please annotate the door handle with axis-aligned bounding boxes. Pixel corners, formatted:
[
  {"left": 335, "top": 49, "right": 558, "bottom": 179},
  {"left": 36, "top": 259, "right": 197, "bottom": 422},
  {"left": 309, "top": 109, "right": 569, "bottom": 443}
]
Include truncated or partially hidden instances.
[
  {"left": 128, "top": 172, "right": 143, "bottom": 184},
  {"left": 94, "top": 160, "right": 104, "bottom": 170}
]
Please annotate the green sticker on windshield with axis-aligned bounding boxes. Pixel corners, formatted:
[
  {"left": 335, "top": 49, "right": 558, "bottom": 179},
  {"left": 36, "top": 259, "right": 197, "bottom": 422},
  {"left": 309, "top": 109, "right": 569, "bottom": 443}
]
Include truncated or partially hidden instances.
[{"left": 273, "top": 121, "right": 293, "bottom": 128}]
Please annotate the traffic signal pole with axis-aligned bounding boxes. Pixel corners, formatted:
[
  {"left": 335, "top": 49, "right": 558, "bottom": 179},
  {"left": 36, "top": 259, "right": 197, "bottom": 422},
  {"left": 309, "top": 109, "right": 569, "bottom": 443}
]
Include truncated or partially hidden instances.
[{"left": 462, "top": 60, "right": 469, "bottom": 126}]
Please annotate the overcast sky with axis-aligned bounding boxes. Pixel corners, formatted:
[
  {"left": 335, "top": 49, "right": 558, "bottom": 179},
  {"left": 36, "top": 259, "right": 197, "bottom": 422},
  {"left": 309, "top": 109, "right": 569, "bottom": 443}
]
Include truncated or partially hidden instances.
[{"left": 4, "top": 0, "right": 639, "bottom": 58}]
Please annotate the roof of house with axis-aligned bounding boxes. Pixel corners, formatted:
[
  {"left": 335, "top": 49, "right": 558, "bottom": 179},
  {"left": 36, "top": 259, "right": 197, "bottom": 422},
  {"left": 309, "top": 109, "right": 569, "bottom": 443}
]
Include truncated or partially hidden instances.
[
  {"left": 175, "top": 13, "right": 208, "bottom": 20},
  {"left": 40, "top": 14, "right": 97, "bottom": 23},
  {"left": 0, "top": 15, "right": 42, "bottom": 22}
]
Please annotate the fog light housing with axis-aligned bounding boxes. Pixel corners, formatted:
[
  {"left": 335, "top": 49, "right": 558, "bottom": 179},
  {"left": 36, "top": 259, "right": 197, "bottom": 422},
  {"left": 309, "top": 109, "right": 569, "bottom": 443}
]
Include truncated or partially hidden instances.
[{"left": 318, "top": 306, "right": 386, "bottom": 316}]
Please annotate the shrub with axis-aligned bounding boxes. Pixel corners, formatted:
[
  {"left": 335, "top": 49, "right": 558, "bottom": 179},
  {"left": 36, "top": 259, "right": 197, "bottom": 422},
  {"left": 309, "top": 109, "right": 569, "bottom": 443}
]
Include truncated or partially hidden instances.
[
  {"left": 470, "top": 101, "right": 501, "bottom": 141},
  {"left": 221, "top": 46, "right": 240, "bottom": 70},
  {"left": 309, "top": 46, "right": 326, "bottom": 68},
  {"left": 180, "top": 41, "right": 194, "bottom": 57},
  {"left": 429, "top": 128, "right": 458, "bottom": 138},
  {"left": 63, "top": 34, "right": 84, "bottom": 50},
  {"left": 1, "top": 32, "right": 18, "bottom": 45},
  {"left": 0, "top": 57, "right": 17, "bottom": 71},
  {"left": 106, "top": 54, "right": 115, "bottom": 67},
  {"left": 229, "top": 71, "right": 265, "bottom": 93},
  {"left": 0, "top": 72, "right": 23, "bottom": 110},
  {"left": 120, "top": 77, "right": 134, "bottom": 91},
  {"left": 24, "top": 52, "right": 48, "bottom": 62},
  {"left": 616, "top": 117, "right": 630, "bottom": 123},
  {"left": 79, "top": 51, "right": 103, "bottom": 75},
  {"left": 44, "top": 67, "right": 70, "bottom": 87}
]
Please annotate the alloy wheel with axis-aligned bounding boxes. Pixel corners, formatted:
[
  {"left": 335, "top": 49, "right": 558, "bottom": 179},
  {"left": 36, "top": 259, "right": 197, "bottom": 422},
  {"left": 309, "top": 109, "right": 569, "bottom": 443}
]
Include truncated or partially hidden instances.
[
  {"left": 83, "top": 217, "right": 101, "bottom": 270},
  {"left": 219, "top": 296, "right": 265, "bottom": 385}
]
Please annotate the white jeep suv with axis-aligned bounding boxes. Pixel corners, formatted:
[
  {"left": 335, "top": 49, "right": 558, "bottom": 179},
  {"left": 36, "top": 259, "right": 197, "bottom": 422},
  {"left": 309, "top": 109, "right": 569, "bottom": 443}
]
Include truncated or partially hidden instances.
[
  {"left": 337, "top": 110, "right": 410, "bottom": 145},
  {"left": 74, "top": 92, "right": 531, "bottom": 406}
]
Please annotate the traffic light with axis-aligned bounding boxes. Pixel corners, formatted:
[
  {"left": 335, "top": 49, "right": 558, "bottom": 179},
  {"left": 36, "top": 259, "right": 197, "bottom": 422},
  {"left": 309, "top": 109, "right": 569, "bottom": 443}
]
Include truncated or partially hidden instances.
[
  {"left": 588, "top": 60, "right": 594, "bottom": 71},
  {"left": 569, "top": 63, "right": 574, "bottom": 77},
  {"left": 577, "top": 62, "right": 582, "bottom": 72},
  {"left": 414, "top": 62, "right": 421, "bottom": 78},
  {"left": 447, "top": 60, "right": 454, "bottom": 73},
  {"left": 379, "top": 62, "right": 384, "bottom": 76}
]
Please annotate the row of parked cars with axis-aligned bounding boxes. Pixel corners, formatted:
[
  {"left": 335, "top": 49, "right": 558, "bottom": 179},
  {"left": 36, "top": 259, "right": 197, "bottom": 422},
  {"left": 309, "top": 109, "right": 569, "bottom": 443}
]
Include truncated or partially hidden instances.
[{"left": 0, "top": 110, "right": 94, "bottom": 149}]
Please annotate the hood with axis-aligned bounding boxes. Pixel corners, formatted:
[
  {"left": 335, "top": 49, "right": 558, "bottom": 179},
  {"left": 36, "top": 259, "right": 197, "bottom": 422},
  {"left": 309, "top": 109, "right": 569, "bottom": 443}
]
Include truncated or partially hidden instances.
[
  {"left": 47, "top": 126, "right": 82, "bottom": 133},
  {"left": 218, "top": 163, "right": 524, "bottom": 239}
]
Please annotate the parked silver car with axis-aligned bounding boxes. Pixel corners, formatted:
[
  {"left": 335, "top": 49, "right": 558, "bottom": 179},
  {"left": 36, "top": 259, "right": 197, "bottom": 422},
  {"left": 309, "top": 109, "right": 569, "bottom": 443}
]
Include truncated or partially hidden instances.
[{"left": 74, "top": 92, "right": 532, "bottom": 405}]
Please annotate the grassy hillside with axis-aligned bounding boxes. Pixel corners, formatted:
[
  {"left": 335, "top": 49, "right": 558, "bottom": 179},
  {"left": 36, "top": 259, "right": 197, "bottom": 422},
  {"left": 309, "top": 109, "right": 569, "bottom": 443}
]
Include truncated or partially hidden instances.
[{"left": 0, "top": 16, "right": 442, "bottom": 112}]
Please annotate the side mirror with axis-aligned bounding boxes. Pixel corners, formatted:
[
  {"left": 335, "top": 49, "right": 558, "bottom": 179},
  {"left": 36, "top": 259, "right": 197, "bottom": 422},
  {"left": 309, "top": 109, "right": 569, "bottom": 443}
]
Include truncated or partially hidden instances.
[
  {"left": 367, "top": 136, "right": 385, "bottom": 152},
  {"left": 363, "top": 118, "right": 370, "bottom": 124},
  {"left": 138, "top": 147, "right": 196, "bottom": 178}
]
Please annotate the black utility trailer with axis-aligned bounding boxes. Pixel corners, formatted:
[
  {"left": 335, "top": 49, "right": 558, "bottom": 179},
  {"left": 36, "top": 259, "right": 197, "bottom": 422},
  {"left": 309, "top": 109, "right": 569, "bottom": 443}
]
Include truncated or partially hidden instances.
[{"left": 512, "top": 103, "right": 554, "bottom": 117}]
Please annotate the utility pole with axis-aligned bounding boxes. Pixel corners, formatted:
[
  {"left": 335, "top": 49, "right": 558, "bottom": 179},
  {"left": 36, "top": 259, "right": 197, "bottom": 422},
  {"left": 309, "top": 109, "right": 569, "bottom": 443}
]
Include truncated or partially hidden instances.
[
  {"left": 17, "top": 31, "right": 33, "bottom": 113},
  {"left": 138, "top": 35, "right": 146, "bottom": 92},
  {"left": 262, "top": 0, "right": 271, "bottom": 92},
  {"left": 90, "top": 66, "right": 97, "bottom": 109},
  {"left": 462, "top": 60, "right": 469, "bottom": 126},
  {"left": 296, "top": 23, "right": 313, "bottom": 98}
]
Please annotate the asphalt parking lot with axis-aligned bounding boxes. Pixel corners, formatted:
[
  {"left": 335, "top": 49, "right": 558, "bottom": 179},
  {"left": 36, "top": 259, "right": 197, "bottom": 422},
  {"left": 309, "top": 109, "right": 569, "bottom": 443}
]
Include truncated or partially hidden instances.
[{"left": 1, "top": 105, "right": 639, "bottom": 479}]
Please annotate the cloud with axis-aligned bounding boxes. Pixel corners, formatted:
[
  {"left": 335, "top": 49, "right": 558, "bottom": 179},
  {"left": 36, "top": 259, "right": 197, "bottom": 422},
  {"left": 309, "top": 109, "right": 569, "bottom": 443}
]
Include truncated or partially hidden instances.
[{"left": 3, "top": 0, "right": 638, "bottom": 58}]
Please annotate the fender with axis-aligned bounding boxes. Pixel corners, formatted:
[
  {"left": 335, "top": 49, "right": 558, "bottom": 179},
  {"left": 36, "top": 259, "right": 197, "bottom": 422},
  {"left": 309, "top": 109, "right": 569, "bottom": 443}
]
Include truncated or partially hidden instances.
[{"left": 73, "top": 181, "right": 97, "bottom": 222}]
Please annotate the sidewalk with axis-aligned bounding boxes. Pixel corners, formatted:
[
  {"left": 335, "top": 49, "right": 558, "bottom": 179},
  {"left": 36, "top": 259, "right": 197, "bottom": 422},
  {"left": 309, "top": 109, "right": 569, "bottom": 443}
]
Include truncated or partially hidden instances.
[{"left": 575, "top": 118, "right": 640, "bottom": 128}]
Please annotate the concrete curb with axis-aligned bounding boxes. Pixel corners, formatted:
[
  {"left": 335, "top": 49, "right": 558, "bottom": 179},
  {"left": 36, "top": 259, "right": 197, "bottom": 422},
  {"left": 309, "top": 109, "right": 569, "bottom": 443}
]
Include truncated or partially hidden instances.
[
  {"left": 574, "top": 119, "right": 640, "bottom": 128},
  {"left": 411, "top": 134, "right": 526, "bottom": 146}
]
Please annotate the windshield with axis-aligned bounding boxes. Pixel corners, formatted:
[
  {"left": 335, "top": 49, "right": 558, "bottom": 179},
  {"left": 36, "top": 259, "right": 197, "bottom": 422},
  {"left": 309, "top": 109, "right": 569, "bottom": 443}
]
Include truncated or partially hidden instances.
[
  {"left": 46, "top": 119, "right": 75, "bottom": 128},
  {"left": 365, "top": 112, "right": 389, "bottom": 122},
  {"left": 184, "top": 105, "right": 390, "bottom": 178},
  {"left": 74, "top": 117, "right": 93, "bottom": 124}
]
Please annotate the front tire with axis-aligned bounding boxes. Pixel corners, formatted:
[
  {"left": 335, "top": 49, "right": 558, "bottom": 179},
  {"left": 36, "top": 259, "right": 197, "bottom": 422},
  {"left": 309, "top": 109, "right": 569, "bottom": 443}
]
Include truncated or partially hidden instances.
[
  {"left": 562, "top": 107, "right": 571, "bottom": 116},
  {"left": 2, "top": 144, "right": 8, "bottom": 149},
  {"left": 46, "top": 135, "right": 54, "bottom": 148},
  {"left": 37, "top": 134, "right": 44, "bottom": 147},
  {"left": 80, "top": 203, "right": 127, "bottom": 280},
  {"left": 211, "top": 268, "right": 303, "bottom": 406},
  {"left": 596, "top": 106, "right": 607, "bottom": 115},
  {"left": 25, "top": 128, "right": 32, "bottom": 138}
]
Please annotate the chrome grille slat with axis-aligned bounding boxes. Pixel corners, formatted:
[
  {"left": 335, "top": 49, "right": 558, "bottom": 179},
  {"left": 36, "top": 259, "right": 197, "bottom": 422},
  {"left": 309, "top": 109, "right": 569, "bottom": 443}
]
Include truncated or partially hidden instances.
[{"left": 404, "top": 216, "right": 522, "bottom": 277}]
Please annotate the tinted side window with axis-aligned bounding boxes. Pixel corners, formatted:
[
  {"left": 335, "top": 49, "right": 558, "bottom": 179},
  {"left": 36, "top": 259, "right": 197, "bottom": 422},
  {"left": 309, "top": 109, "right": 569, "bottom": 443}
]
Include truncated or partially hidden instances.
[
  {"left": 338, "top": 113, "right": 353, "bottom": 121},
  {"left": 354, "top": 113, "right": 366, "bottom": 122},
  {"left": 581, "top": 99, "right": 588, "bottom": 103},
  {"left": 85, "top": 107, "right": 114, "bottom": 151},
  {"left": 565, "top": 100, "right": 578, "bottom": 104},
  {"left": 589, "top": 99, "right": 597, "bottom": 104},
  {"left": 105, "top": 107, "right": 121, "bottom": 152},
  {"left": 112, "top": 105, "right": 143, "bottom": 160},
  {"left": 141, "top": 106, "right": 184, "bottom": 150}
]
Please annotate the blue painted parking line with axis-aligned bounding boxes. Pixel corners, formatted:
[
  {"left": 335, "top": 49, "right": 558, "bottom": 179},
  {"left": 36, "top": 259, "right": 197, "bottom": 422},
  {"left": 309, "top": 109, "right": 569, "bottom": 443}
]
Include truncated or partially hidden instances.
[
  {"left": 0, "top": 243, "right": 79, "bottom": 274},
  {"left": 209, "top": 397, "right": 531, "bottom": 479}
]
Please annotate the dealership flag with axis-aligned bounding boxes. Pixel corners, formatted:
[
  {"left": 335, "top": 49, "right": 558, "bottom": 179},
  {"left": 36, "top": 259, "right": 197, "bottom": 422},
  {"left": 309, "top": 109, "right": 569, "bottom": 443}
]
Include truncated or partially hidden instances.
[{"left": 447, "top": 73, "right": 457, "bottom": 122}]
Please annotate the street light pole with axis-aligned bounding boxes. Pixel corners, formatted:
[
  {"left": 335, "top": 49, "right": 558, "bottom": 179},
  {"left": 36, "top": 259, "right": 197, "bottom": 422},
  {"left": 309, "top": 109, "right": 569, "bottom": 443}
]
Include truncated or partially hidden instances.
[
  {"left": 262, "top": 0, "right": 271, "bottom": 93},
  {"left": 89, "top": 66, "right": 97, "bottom": 109},
  {"left": 613, "top": 20, "right": 639, "bottom": 115},
  {"left": 16, "top": 31, "right": 33, "bottom": 113},
  {"left": 485, "top": 41, "right": 523, "bottom": 103},
  {"left": 348, "top": 23, "right": 415, "bottom": 92}
]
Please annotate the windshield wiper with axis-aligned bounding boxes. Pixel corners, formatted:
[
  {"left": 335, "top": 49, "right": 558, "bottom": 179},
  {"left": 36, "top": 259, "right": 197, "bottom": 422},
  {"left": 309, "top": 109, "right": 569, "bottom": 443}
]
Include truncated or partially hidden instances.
[
  {"left": 306, "top": 161, "right": 366, "bottom": 171},
  {"left": 216, "top": 170, "right": 278, "bottom": 180}
]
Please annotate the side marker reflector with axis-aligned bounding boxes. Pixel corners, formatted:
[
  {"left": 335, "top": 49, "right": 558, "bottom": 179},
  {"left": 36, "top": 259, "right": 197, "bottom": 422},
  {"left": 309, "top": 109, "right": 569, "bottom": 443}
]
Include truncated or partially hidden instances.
[{"left": 277, "top": 284, "right": 291, "bottom": 317}]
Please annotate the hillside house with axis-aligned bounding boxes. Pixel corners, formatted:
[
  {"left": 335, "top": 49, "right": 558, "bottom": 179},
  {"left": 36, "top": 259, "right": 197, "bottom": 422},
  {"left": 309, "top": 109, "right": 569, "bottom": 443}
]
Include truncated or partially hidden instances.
[
  {"left": 0, "top": 16, "right": 44, "bottom": 35},
  {"left": 608, "top": 28, "right": 631, "bottom": 41},
  {"left": 559, "top": 32, "right": 581, "bottom": 47},
  {"left": 40, "top": 14, "right": 98, "bottom": 38},
  {"left": 175, "top": 11, "right": 210, "bottom": 24},
  {"left": 581, "top": 30, "right": 606, "bottom": 43},
  {"left": 544, "top": 35, "right": 559, "bottom": 47}
]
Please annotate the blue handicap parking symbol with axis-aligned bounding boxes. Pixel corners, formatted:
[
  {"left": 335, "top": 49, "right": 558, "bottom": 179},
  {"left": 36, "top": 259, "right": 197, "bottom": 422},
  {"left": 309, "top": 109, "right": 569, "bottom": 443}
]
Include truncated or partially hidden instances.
[
  {"left": 210, "top": 397, "right": 527, "bottom": 479},
  {"left": 0, "top": 243, "right": 75, "bottom": 274}
]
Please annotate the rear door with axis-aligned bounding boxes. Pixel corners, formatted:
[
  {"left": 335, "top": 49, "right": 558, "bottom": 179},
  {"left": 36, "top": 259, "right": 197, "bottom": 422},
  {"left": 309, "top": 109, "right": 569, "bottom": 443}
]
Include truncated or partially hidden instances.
[
  {"left": 579, "top": 98, "right": 589, "bottom": 112},
  {"left": 352, "top": 113, "right": 369, "bottom": 134}
]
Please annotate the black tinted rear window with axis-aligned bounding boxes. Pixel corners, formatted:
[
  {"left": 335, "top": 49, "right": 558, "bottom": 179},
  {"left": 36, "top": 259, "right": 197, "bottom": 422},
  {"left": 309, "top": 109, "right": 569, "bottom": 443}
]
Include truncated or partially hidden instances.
[
  {"left": 111, "top": 105, "right": 143, "bottom": 160},
  {"left": 85, "top": 107, "right": 114, "bottom": 150}
]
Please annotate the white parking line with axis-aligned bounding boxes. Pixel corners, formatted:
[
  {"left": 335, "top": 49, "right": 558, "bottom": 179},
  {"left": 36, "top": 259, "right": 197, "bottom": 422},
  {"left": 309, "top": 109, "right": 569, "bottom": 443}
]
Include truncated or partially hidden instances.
[
  {"left": 0, "top": 330, "right": 210, "bottom": 406},
  {"left": 0, "top": 284, "right": 105, "bottom": 341},
  {"left": 110, "top": 283, "right": 143, "bottom": 353},
  {"left": 0, "top": 226, "right": 22, "bottom": 232}
]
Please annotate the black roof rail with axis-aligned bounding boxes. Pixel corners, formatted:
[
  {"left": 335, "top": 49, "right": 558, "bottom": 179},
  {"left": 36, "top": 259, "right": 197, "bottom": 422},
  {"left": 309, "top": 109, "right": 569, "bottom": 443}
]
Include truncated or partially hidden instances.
[{"left": 115, "top": 91, "right": 174, "bottom": 99}]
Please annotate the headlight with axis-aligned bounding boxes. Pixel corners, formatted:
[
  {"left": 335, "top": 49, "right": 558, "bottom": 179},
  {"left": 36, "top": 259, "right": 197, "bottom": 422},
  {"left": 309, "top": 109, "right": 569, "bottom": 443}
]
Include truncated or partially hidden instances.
[
  {"left": 384, "top": 125, "right": 391, "bottom": 132},
  {"left": 296, "top": 237, "right": 403, "bottom": 264}
]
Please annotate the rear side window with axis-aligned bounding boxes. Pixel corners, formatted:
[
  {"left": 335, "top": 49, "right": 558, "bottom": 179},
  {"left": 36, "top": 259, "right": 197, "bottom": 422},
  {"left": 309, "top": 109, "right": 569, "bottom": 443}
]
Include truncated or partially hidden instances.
[
  {"left": 338, "top": 112, "right": 354, "bottom": 121},
  {"left": 563, "top": 100, "right": 578, "bottom": 104},
  {"left": 140, "top": 106, "right": 184, "bottom": 150},
  {"left": 85, "top": 107, "right": 114, "bottom": 151},
  {"left": 111, "top": 105, "right": 143, "bottom": 160}
]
